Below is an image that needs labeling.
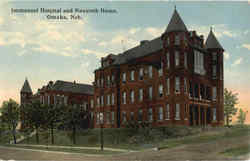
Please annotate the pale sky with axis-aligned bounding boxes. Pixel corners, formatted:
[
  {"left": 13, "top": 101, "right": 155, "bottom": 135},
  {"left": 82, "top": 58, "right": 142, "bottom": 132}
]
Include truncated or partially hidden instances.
[{"left": 0, "top": 1, "right": 250, "bottom": 121}]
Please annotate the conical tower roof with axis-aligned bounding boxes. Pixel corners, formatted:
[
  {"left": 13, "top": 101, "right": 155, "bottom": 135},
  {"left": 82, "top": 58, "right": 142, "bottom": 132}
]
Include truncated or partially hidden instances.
[
  {"left": 165, "top": 8, "right": 188, "bottom": 33},
  {"left": 21, "top": 78, "right": 32, "bottom": 93},
  {"left": 205, "top": 29, "right": 223, "bottom": 50}
]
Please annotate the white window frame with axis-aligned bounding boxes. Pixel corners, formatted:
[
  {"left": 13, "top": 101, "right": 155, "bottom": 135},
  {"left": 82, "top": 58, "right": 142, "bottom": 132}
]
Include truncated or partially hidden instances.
[
  {"left": 175, "top": 51, "right": 179, "bottom": 66},
  {"left": 165, "top": 104, "right": 170, "bottom": 120},
  {"left": 158, "top": 62, "right": 163, "bottom": 77},
  {"left": 213, "top": 108, "right": 216, "bottom": 121},
  {"left": 101, "top": 95, "right": 104, "bottom": 106},
  {"left": 122, "top": 92, "right": 126, "bottom": 104},
  {"left": 139, "top": 68, "right": 144, "bottom": 80},
  {"left": 175, "top": 104, "right": 180, "bottom": 120},
  {"left": 159, "top": 84, "right": 163, "bottom": 98},
  {"left": 149, "top": 66, "right": 153, "bottom": 78},
  {"left": 131, "top": 70, "right": 135, "bottom": 81},
  {"left": 111, "top": 112, "right": 115, "bottom": 124},
  {"left": 212, "top": 87, "right": 217, "bottom": 101},
  {"left": 122, "top": 111, "right": 127, "bottom": 123},
  {"left": 97, "top": 97, "right": 100, "bottom": 107},
  {"left": 106, "top": 112, "right": 110, "bottom": 124},
  {"left": 122, "top": 72, "right": 126, "bottom": 83},
  {"left": 175, "top": 34, "right": 180, "bottom": 45},
  {"left": 149, "top": 86, "right": 153, "bottom": 100},
  {"left": 107, "top": 94, "right": 110, "bottom": 105},
  {"left": 139, "top": 88, "right": 143, "bottom": 101},
  {"left": 111, "top": 93, "right": 115, "bottom": 105},
  {"left": 90, "top": 99, "right": 94, "bottom": 108},
  {"left": 175, "top": 77, "right": 180, "bottom": 93},
  {"left": 130, "top": 90, "right": 134, "bottom": 103},
  {"left": 158, "top": 107, "right": 163, "bottom": 121}
]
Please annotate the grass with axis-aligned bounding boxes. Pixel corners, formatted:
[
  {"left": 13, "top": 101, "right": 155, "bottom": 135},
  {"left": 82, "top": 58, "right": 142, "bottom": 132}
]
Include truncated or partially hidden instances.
[
  {"left": 14, "top": 125, "right": 250, "bottom": 153},
  {"left": 221, "top": 145, "right": 250, "bottom": 156},
  {"left": 6, "top": 144, "right": 124, "bottom": 155}
]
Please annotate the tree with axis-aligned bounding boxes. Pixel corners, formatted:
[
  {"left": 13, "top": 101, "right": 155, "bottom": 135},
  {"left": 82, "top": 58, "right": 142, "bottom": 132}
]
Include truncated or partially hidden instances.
[
  {"left": 43, "top": 104, "right": 63, "bottom": 145},
  {"left": 237, "top": 108, "right": 248, "bottom": 125},
  {"left": 24, "top": 100, "right": 46, "bottom": 144},
  {"left": 1, "top": 99, "right": 20, "bottom": 144},
  {"left": 61, "top": 104, "right": 88, "bottom": 145},
  {"left": 224, "top": 88, "right": 239, "bottom": 126}
]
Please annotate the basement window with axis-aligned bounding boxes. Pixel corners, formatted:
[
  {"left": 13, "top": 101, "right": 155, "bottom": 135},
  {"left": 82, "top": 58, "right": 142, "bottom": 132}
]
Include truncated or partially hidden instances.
[
  {"left": 158, "top": 107, "right": 163, "bottom": 121},
  {"left": 138, "top": 109, "right": 143, "bottom": 122},
  {"left": 175, "top": 104, "right": 180, "bottom": 120}
]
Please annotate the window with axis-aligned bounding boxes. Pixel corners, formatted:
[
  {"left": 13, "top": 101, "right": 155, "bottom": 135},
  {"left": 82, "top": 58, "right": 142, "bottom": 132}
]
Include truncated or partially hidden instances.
[
  {"left": 148, "top": 108, "right": 153, "bottom": 122},
  {"left": 213, "top": 108, "right": 216, "bottom": 121},
  {"left": 175, "top": 77, "right": 180, "bottom": 93},
  {"left": 189, "top": 81, "right": 193, "bottom": 97},
  {"left": 106, "top": 112, "right": 110, "bottom": 124},
  {"left": 48, "top": 95, "right": 50, "bottom": 105},
  {"left": 96, "top": 79, "right": 99, "bottom": 87},
  {"left": 175, "top": 34, "right": 180, "bottom": 45},
  {"left": 184, "top": 78, "right": 187, "bottom": 94},
  {"left": 90, "top": 99, "right": 94, "bottom": 108},
  {"left": 97, "top": 97, "right": 100, "bottom": 107},
  {"left": 149, "top": 66, "right": 153, "bottom": 78},
  {"left": 131, "top": 70, "right": 135, "bottom": 81},
  {"left": 107, "top": 94, "right": 110, "bottom": 105},
  {"left": 175, "top": 104, "right": 180, "bottom": 120},
  {"left": 111, "top": 112, "right": 115, "bottom": 124},
  {"left": 158, "top": 107, "right": 163, "bottom": 121},
  {"left": 139, "top": 68, "right": 143, "bottom": 80},
  {"left": 64, "top": 96, "right": 68, "bottom": 105},
  {"left": 122, "top": 92, "right": 126, "bottom": 104},
  {"left": 212, "top": 87, "right": 217, "bottom": 101},
  {"left": 130, "top": 112, "right": 134, "bottom": 121},
  {"left": 90, "top": 112, "right": 94, "bottom": 120},
  {"left": 194, "top": 50, "right": 205, "bottom": 75},
  {"left": 158, "top": 62, "right": 163, "bottom": 77},
  {"left": 167, "top": 37, "right": 170, "bottom": 45},
  {"left": 159, "top": 84, "right": 163, "bottom": 98},
  {"left": 111, "top": 93, "right": 115, "bottom": 105},
  {"left": 130, "top": 90, "right": 134, "bottom": 103},
  {"left": 184, "top": 52, "right": 188, "bottom": 69},
  {"left": 107, "top": 76, "right": 110, "bottom": 86},
  {"left": 101, "top": 78, "right": 104, "bottom": 87},
  {"left": 166, "top": 78, "right": 170, "bottom": 95},
  {"left": 138, "top": 109, "right": 143, "bottom": 122},
  {"left": 122, "top": 72, "right": 126, "bottom": 83},
  {"left": 165, "top": 104, "right": 170, "bottom": 120},
  {"left": 175, "top": 51, "right": 179, "bottom": 66},
  {"left": 111, "top": 74, "right": 115, "bottom": 84},
  {"left": 139, "top": 88, "right": 143, "bottom": 101},
  {"left": 101, "top": 95, "right": 104, "bottom": 106},
  {"left": 96, "top": 112, "right": 100, "bottom": 124},
  {"left": 166, "top": 52, "right": 170, "bottom": 69},
  {"left": 122, "top": 111, "right": 127, "bottom": 123},
  {"left": 184, "top": 104, "right": 188, "bottom": 119},
  {"left": 212, "top": 52, "right": 217, "bottom": 61},
  {"left": 53, "top": 95, "right": 56, "bottom": 105},
  {"left": 212, "top": 65, "right": 217, "bottom": 78},
  {"left": 149, "top": 86, "right": 153, "bottom": 100}
]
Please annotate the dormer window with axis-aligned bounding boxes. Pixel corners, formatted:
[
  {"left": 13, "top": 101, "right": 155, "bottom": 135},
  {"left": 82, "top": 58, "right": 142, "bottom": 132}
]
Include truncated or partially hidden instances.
[{"left": 122, "top": 72, "right": 126, "bottom": 83}]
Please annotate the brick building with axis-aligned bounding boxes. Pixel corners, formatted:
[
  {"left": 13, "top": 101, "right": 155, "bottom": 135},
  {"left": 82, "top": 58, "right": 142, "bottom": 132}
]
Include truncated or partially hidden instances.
[
  {"left": 93, "top": 8, "right": 224, "bottom": 128},
  {"left": 20, "top": 79, "right": 95, "bottom": 128}
]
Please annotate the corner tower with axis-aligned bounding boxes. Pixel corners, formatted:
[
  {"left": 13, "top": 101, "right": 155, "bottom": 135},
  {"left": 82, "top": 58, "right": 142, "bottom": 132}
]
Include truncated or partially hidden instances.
[
  {"left": 20, "top": 78, "right": 33, "bottom": 105},
  {"left": 205, "top": 28, "right": 224, "bottom": 126}
]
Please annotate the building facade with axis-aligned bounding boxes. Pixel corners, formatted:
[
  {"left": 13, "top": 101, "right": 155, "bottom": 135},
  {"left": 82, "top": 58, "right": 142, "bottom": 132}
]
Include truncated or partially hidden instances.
[
  {"left": 20, "top": 79, "right": 95, "bottom": 128},
  {"left": 93, "top": 9, "right": 224, "bottom": 128}
]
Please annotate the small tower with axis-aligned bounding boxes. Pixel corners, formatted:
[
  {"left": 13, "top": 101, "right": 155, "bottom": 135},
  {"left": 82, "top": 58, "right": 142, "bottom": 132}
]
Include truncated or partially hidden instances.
[
  {"left": 205, "top": 28, "right": 224, "bottom": 126},
  {"left": 20, "top": 78, "right": 33, "bottom": 105}
]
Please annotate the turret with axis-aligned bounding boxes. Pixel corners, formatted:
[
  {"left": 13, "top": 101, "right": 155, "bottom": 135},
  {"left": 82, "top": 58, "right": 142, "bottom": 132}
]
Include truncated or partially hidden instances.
[{"left": 20, "top": 78, "right": 33, "bottom": 105}]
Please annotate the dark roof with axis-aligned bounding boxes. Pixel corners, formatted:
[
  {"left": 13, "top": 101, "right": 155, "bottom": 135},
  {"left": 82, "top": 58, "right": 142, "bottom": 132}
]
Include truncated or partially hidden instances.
[
  {"left": 21, "top": 79, "right": 32, "bottom": 93},
  {"left": 205, "top": 30, "right": 223, "bottom": 50},
  {"left": 112, "top": 37, "right": 163, "bottom": 65},
  {"left": 52, "top": 80, "right": 94, "bottom": 95},
  {"left": 165, "top": 9, "right": 188, "bottom": 33}
]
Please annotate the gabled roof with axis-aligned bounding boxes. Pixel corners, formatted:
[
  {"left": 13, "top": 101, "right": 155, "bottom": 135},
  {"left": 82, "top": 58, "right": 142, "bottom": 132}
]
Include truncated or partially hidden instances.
[
  {"left": 165, "top": 8, "right": 188, "bottom": 33},
  {"left": 52, "top": 80, "right": 94, "bottom": 95},
  {"left": 205, "top": 29, "right": 223, "bottom": 50},
  {"left": 21, "top": 79, "right": 32, "bottom": 93},
  {"left": 112, "top": 37, "right": 163, "bottom": 65}
]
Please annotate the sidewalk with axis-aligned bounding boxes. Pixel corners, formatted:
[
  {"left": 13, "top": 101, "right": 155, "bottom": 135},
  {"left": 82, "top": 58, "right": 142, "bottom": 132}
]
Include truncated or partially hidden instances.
[{"left": 13, "top": 143, "right": 138, "bottom": 152}]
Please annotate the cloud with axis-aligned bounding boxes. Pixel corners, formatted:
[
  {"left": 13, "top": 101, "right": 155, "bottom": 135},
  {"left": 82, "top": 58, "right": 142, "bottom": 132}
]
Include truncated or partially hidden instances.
[
  {"left": 129, "top": 27, "right": 141, "bottom": 35},
  {"left": 242, "top": 44, "right": 250, "bottom": 50},
  {"left": 189, "top": 24, "right": 236, "bottom": 39},
  {"left": 231, "top": 57, "right": 243, "bottom": 66},
  {"left": 81, "top": 49, "right": 107, "bottom": 59},
  {"left": 145, "top": 27, "right": 164, "bottom": 37},
  {"left": 224, "top": 52, "right": 230, "bottom": 60}
]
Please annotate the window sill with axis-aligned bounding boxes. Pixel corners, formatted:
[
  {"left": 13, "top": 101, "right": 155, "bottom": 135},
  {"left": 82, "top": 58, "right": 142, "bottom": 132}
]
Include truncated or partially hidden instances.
[
  {"left": 158, "top": 119, "right": 163, "bottom": 122},
  {"left": 175, "top": 118, "right": 180, "bottom": 120},
  {"left": 165, "top": 118, "right": 170, "bottom": 120}
]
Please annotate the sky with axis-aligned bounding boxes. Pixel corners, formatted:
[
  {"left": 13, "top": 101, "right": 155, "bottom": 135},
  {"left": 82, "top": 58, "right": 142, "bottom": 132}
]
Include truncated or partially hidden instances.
[{"left": 0, "top": 1, "right": 250, "bottom": 122}]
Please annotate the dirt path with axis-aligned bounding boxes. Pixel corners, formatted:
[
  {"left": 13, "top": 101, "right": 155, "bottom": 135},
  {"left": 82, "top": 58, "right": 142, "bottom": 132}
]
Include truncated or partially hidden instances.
[{"left": 0, "top": 135, "right": 249, "bottom": 160}]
